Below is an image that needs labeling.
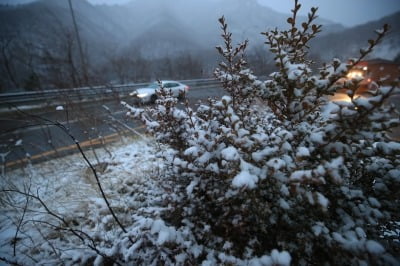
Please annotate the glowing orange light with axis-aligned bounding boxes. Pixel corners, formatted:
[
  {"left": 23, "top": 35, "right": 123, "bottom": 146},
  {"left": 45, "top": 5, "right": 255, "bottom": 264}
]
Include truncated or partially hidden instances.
[{"left": 347, "top": 70, "right": 364, "bottom": 79}]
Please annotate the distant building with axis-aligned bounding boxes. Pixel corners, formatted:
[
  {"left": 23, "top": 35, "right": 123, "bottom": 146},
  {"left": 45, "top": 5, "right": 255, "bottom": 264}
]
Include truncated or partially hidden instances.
[
  {"left": 346, "top": 59, "right": 400, "bottom": 94},
  {"left": 357, "top": 59, "right": 400, "bottom": 83}
]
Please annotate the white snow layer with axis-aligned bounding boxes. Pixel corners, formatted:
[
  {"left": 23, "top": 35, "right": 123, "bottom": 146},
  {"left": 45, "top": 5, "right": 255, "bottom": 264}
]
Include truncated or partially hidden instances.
[{"left": 232, "top": 170, "right": 259, "bottom": 189}]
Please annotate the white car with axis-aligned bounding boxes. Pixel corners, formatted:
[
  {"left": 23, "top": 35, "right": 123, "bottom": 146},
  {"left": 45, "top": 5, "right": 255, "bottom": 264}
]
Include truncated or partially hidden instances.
[{"left": 131, "top": 80, "right": 190, "bottom": 103}]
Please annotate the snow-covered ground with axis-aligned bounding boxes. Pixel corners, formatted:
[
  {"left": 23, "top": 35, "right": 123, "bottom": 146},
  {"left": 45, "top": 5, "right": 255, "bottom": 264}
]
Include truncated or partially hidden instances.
[
  {"left": 0, "top": 137, "right": 165, "bottom": 265},
  {"left": 1, "top": 134, "right": 398, "bottom": 265},
  {"left": 0, "top": 136, "right": 294, "bottom": 265}
]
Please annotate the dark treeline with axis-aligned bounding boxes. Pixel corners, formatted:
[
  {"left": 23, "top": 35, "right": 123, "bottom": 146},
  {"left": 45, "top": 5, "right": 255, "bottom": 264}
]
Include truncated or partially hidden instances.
[
  {"left": 2, "top": 0, "right": 398, "bottom": 92},
  {"left": 0, "top": 0, "right": 281, "bottom": 92},
  {"left": 0, "top": 28, "right": 276, "bottom": 92},
  {"left": 0, "top": 30, "right": 212, "bottom": 92}
]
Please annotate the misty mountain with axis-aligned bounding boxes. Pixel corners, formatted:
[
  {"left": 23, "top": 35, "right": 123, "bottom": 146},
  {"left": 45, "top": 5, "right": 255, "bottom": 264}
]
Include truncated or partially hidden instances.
[
  {"left": 0, "top": 0, "right": 125, "bottom": 58},
  {"left": 2, "top": 0, "right": 398, "bottom": 61},
  {"left": 310, "top": 11, "right": 400, "bottom": 61},
  {"left": 100, "top": 0, "right": 345, "bottom": 52},
  {"left": 1, "top": 0, "right": 399, "bottom": 91},
  {"left": 0, "top": 0, "right": 345, "bottom": 59}
]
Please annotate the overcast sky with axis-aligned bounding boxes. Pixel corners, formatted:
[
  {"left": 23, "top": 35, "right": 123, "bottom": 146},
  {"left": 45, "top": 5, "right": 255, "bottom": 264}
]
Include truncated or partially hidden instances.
[
  {"left": 258, "top": 0, "right": 400, "bottom": 26},
  {"left": 1, "top": 0, "right": 400, "bottom": 27}
]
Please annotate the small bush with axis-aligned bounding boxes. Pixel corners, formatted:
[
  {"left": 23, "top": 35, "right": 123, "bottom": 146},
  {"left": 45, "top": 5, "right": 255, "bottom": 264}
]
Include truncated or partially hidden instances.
[{"left": 124, "top": 2, "right": 400, "bottom": 264}]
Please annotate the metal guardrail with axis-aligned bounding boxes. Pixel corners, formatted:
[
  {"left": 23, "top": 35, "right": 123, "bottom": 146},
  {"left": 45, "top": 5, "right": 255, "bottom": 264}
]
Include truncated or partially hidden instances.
[{"left": 0, "top": 78, "right": 221, "bottom": 113}]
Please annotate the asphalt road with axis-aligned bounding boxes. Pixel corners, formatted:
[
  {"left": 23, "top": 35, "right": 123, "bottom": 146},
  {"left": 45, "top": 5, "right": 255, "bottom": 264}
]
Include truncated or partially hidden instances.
[
  {"left": 0, "top": 87, "right": 399, "bottom": 169},
  {"left": 0, "top": 86, "right": 226, "bottom": 167}
]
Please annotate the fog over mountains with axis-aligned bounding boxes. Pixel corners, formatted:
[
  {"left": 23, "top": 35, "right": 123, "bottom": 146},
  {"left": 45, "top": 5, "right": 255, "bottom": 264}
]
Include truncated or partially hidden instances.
[
  {"left": 0, "top": 0, "right": 399, "bottom": 90},
  {"left": 0, "top": 0, "right": 347, "bottom": 56},
  {"left": 2, "top": 0, "right": 398, "bottom": 58},
  {"left": 310, "top": 10, "right": 400, "bottom": 61}
]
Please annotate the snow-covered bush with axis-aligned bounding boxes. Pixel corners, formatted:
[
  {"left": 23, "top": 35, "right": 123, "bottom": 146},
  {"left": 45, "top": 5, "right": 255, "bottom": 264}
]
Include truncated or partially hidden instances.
[{"left": 124, "top": 2, "right": 400, "bottom": 265}]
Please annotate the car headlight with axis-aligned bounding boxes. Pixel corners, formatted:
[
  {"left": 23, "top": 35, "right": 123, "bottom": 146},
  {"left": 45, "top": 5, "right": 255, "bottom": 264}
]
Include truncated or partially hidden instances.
[{"left": 137, "top": 93, "right": 148, "bottom": 98}]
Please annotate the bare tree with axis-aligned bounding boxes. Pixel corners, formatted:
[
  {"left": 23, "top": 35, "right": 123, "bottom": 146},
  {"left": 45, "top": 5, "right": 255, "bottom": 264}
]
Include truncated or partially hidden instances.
[{"left": 0, "top": 34, "right": 20, "bottom": 89}]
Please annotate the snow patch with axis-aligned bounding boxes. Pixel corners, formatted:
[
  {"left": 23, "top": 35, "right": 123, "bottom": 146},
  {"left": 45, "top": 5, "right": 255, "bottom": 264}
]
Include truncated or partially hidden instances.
[{"left": 232, "top": 170, "right": 258, "bottom": 189}]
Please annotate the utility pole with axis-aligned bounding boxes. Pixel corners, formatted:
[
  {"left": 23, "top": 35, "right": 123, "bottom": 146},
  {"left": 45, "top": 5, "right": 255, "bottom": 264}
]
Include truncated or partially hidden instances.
[{"left": 67, "top": 0, "right": 88, "bottom": 85}]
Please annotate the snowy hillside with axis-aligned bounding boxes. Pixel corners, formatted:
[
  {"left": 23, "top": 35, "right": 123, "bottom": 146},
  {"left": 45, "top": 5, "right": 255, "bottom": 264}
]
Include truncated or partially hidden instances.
[
  {"left": 0, "top": 138, "right": 164, "bottom": 264},
  {"left": 0, "top": 138, "right": 293, "bottom": 265}
]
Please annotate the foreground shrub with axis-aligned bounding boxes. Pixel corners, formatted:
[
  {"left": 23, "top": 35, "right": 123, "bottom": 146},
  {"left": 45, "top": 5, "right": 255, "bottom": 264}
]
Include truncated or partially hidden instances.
[{"left": 124, "top": 1, "right": 400, "bottom": 264}]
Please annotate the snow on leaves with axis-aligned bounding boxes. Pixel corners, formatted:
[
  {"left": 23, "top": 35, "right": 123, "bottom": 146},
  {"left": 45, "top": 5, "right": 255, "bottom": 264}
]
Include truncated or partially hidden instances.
[{"left": 123, "top": 1, "right": 399, "bottom": 264}]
